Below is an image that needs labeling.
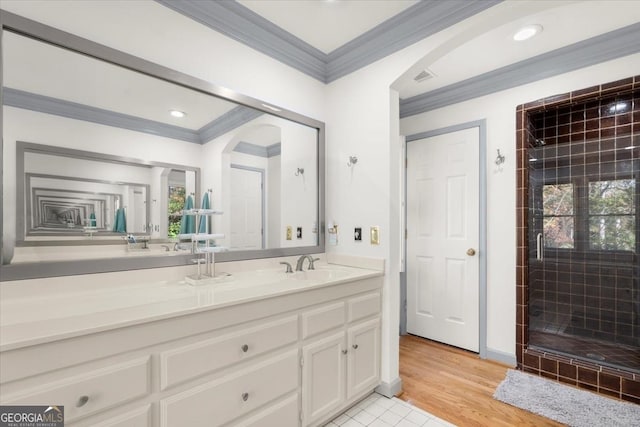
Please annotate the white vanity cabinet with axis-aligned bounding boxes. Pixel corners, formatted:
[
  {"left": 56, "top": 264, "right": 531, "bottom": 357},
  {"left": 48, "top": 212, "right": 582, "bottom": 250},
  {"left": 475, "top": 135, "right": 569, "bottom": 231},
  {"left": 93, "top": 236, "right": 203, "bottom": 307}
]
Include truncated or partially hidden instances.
[
  {"left": 301, "top": 292, "right": 381, "bottom": 427},
  {"left": 0, "top": 272, "right": 382, "bottom": 427}
]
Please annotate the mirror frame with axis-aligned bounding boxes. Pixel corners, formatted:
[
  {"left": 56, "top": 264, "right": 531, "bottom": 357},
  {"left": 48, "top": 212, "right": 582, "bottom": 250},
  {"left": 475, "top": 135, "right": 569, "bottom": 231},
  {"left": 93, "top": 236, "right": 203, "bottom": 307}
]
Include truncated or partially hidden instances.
[{"left": 0, "top": 11, "right": 325, "bottom": 281}]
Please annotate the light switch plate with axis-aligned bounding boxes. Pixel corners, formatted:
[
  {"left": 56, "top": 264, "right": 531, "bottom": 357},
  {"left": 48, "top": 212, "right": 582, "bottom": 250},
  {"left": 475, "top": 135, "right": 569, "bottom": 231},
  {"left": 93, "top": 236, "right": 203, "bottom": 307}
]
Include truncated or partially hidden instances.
[
  {"left": 286, "top": 226, "right": 292, "bottom": 240},
  {"left": 370, "top": 226, "right": 380, "bottom": 245}
]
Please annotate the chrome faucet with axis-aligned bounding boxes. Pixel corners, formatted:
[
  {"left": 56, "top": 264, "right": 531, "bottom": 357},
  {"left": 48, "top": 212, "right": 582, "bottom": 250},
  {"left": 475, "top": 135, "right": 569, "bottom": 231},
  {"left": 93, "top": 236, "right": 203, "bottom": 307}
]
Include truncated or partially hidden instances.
[
  {"left": 280, "top": 262, "right": 293, "bottom": 273},
  {"left": 295, "top": 255, "right": 320, "bottom": 271}
]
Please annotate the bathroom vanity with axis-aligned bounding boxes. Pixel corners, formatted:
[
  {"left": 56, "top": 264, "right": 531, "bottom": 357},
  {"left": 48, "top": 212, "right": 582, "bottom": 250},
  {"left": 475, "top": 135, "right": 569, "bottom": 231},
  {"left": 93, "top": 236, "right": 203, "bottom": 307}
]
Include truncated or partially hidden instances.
[{"left": 0, "top": 256, "right": 383, "bottom": 427}]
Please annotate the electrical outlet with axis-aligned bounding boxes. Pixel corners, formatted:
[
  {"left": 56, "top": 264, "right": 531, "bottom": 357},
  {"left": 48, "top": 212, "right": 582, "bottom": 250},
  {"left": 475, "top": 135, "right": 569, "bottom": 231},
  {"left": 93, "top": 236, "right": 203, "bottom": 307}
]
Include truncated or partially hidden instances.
[
  {"left": 370, "top": 226, "right": 380, "bottom": 245},
  {"left": 286, "top": 226, "right": 292, "bottom": 240},
  {"left": 297, "top": 227, "right": 302, "bottom": 239},
  {"left": 354, "top": 227, "right": 362, "bottom": 241}
]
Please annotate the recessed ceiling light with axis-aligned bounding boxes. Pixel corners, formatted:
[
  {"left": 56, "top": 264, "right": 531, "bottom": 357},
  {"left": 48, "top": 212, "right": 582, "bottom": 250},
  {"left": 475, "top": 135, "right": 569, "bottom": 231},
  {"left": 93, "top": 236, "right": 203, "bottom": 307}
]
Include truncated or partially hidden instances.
[
  {"left": 513, "top": 25, "right": 543, "bottom": 41},
  {"left": 169, "top": 110, "right": 186, "bottom": 118}
]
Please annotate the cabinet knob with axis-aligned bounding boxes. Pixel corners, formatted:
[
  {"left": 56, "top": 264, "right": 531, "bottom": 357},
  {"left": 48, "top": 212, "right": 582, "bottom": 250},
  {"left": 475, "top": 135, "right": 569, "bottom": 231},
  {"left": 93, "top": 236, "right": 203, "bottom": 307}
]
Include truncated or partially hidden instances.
[
  {"left": 76, "top": 395, "right": 90, "bottom": 408},
  {"left": 352, "top": 344, "right": 359, "bottom": 350},
  {"left": 241, "top": 344, "right": 249, "bottom": 353},
  {"left": 242, "top": 392, "right": 249, "bottom": 402},
  {"left": 342, "top": 349, "right": 348, "bottom": 355}
]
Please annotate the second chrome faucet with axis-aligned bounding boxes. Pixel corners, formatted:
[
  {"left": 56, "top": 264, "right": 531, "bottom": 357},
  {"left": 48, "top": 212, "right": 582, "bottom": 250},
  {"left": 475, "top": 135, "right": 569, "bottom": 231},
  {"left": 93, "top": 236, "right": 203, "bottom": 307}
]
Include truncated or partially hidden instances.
[
  {"left": 295, "top": 255, "right": 320, "bottom": 272},
  {"left": 281, "top": 255, "right": 320, "bottom": 273}
]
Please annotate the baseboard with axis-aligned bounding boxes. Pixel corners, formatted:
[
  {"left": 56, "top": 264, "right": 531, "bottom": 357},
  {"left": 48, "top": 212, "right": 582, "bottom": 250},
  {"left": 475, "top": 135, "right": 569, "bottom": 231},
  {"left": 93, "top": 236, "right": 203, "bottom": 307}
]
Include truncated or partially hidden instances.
[
  {"left": 486, "top": 348, "right": 517, "bottom": 366},
  {"left": 375, "top": 377, "right": 403, "bottom": 398}
]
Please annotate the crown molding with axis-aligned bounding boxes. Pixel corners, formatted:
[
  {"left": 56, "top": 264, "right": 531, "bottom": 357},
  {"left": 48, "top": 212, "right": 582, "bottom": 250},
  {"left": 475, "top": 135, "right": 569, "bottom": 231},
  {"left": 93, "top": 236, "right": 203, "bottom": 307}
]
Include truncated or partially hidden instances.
[
  {"left": 156, "top": 0, "right": 327, "bottom": 82},
  {"left": 155, "top": 0, "right": 500, "bottom": 84},
  {"left": 3, "top": 87, "right": 201, "bottom": 143},
  {"left": 198, "top": 105, "right": 264, "bottom": 143},
  {"left": 400, "top": 22, "right": 640, "bottom": 118},
  {"left": 326, "top": 0, "right": 501, "bottom": 82},
  {"left": 233, "top": 141, "right": 281, "bottom": 158},
  {"left": 3, "top": 87, "right": 265, "bottom": 144}
]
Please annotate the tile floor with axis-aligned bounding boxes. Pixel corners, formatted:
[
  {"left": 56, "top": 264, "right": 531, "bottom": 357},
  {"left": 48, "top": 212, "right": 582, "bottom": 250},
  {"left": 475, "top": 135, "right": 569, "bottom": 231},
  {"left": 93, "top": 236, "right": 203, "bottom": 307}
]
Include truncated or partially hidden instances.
[{"left": 325, "top": 392, "right": 456, "bottom": 427}]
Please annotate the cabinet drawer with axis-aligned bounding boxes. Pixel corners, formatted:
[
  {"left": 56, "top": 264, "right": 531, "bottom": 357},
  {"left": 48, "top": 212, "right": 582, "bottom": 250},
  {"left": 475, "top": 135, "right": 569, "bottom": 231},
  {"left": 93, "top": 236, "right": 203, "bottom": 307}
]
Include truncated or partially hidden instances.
[
  {"left": 347, "top": 293, "right": 380, "bottom": 323},
  {"left": 234, "top": 393, "right": 299, "bottom": 427},
  {"left": 160, "top": 315, "right": 297, "bottom": 390},
  {"left": 302, "top": 301, "right": 345, "bottom": 339},
  {"left": 160, "top": 350, "right": 299, "bottom": 427},
  {"left": 2, "top": 357, "right": 150, "bottom": 423},
  {"left": 83, "top": 405, "right": 151, "bottom": 427}
]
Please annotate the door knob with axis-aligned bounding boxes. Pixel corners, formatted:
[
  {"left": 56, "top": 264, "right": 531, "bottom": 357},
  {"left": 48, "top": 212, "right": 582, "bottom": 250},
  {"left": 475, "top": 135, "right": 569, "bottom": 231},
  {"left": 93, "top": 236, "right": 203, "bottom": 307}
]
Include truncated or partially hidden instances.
[{"left": 466, "top": 248, "right": 476, "bottom": 256}]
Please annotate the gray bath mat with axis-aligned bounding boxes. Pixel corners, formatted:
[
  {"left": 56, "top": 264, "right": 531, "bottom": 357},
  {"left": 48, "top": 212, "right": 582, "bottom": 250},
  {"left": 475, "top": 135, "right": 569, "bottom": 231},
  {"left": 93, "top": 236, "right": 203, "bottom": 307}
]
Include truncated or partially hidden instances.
[{"left": 494, "top": 369, "right": 640, "bottom": 426}]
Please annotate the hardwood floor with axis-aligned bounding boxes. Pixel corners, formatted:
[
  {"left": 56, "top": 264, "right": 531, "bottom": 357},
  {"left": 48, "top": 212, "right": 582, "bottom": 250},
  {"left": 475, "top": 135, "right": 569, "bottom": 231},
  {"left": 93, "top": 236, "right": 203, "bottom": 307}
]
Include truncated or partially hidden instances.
[{"left": 397, "top": 335, "right": 563, "bottom": 427}]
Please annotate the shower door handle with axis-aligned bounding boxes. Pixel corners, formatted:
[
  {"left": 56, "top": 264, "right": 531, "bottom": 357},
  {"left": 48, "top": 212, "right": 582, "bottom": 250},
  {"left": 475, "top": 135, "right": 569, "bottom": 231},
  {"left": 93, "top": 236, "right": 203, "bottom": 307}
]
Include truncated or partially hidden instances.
[{"left": 536, "top": 233, "right": 543, "bottom": 261}]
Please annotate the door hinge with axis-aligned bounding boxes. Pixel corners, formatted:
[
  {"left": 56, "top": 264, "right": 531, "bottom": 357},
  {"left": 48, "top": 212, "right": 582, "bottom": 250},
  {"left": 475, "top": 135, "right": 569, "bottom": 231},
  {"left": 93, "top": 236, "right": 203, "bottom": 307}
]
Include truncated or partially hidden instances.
[
  {"left": 300, "top": 355, "right": 304, "bottom": 367},
  {"left": 405, "top": 229, "right": 408, "bottom": 239}
]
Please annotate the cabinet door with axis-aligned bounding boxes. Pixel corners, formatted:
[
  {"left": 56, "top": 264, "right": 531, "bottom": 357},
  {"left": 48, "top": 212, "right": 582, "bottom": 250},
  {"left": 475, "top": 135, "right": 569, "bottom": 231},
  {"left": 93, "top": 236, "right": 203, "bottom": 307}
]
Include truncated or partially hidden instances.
[
  {"left": 347, "top": 319, "right": 380, "bottom": 399},
  {"left": 301, "top": 332, "right": 345, "bottom": 426}
]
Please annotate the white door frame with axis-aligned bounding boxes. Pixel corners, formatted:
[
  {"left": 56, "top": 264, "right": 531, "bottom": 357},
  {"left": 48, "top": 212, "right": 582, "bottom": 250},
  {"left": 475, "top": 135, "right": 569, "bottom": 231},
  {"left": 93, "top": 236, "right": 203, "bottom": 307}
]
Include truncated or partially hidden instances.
[{"left": 402, "top": 119, "right": 487, "bottom": 359}]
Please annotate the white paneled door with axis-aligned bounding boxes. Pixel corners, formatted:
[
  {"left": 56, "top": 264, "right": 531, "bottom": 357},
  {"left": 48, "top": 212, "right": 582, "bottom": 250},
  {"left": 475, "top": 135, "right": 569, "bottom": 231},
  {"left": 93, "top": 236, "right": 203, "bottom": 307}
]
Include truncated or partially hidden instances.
[
  {"left": 230, "top": 167, "right": 263, "bottom": 250},
  {"left": 406, "top": 127, "right": 479, "bottom": 352}
]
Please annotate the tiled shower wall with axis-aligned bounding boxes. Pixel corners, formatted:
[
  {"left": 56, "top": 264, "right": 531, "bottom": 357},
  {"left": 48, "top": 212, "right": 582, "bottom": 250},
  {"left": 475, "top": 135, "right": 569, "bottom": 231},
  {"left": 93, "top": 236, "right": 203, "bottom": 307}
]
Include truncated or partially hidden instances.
[
  {"left": 529, "top": 259, "right": 637, "bottom": 346},
  {"left": 516, "top": 76, "right": 640, "bottom": 403}
]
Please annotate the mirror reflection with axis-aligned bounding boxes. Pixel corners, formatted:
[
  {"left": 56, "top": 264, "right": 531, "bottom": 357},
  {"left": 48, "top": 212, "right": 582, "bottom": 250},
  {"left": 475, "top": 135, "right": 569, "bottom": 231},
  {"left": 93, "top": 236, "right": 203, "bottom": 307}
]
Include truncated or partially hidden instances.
[{"left": 2, "top": 29, "right": 319, "bottom": 268}]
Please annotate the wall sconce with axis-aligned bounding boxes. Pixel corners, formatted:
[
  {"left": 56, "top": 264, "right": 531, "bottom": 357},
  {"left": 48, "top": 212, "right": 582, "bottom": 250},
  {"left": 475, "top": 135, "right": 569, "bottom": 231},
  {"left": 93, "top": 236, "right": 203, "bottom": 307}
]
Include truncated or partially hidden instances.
[
  {"left": 495, "top": 149, "right": 505, "bottom": 166},
  {"left": 295, "top": 167, "right": 305, "bottom": 176},
  {"left": 347, "top": 156, "right": 358, "bottom": 167}
]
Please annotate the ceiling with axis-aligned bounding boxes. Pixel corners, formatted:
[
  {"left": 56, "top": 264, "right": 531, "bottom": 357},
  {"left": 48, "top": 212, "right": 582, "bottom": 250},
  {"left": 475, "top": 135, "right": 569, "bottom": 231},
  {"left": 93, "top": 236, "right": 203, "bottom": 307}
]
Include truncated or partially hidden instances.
[
  {"left": 155, "top": 0, "right": 640, "bottom": 98},
  {"left": 2, "top": 0, "right": 639, "bottom": 131},
  {"left": 237, "top": 0, "right": 418, "bottom": 54}
]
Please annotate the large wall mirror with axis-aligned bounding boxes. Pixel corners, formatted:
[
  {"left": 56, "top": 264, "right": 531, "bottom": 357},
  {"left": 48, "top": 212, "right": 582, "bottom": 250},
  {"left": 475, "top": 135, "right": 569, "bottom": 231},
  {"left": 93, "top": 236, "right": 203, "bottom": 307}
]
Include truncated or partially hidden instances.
[{"left": 1, "top": 11, "right": 325, "bottom": 281}]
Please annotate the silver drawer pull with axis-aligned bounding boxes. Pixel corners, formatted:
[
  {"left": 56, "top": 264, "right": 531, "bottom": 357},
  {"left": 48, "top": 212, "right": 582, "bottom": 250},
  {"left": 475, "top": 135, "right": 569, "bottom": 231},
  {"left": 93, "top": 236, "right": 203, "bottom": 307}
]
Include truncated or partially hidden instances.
[
  {"left": 76, "top": 395, "right": 90, "bottom": 408},
  {"left": 342, "top": 349, "right": 348, "bottom": 355},
  {"left": 241, "top": 344, "right": 249, "bottom": 353},
  {"left": 352, "top": 344, "right": 359, "bottom": 350},
  {"left": 242, "top": 392, "right": 249, "bottom": 402}
]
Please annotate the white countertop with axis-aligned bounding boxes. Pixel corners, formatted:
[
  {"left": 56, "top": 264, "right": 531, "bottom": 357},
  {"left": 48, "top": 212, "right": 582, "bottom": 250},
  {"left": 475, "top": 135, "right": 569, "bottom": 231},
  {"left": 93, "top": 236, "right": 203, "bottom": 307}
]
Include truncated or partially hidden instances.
[{"left": 0, "top": 261, "right": 383, "bottom": 352}]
